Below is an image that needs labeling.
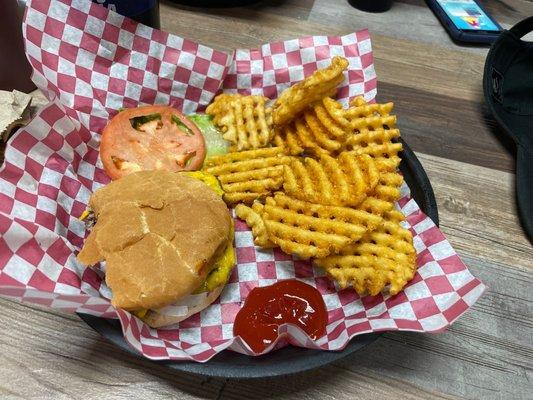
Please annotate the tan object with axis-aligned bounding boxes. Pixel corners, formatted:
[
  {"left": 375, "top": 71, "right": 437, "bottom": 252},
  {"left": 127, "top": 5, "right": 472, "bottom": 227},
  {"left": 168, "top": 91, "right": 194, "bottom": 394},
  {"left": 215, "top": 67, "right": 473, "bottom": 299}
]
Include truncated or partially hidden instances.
[
  {"left": 283, "top": 153, "right": 379, "bottom": 207},
  {"left": 206, "top": 93, "right": 273, "bottom": 151},
  {"left": 272, "top": 56, "right": 349, "bottom": 126},
  {"left": 313, "top": 158, "right": 408, "bottom": 294},
  {"left": 0, "top": 90, "right": 32, "bottom": 142},
  {"left": 343, "top": 96, "right": 402, "bottom": 171},
  {"left": 500, "top": 0, "right": 533, "bottom": 15},
  {"left": 272, "top": 97, "right": 351, "bottom": 156},
  {"left": 203, "top": 147, "right": 290, "bottom": 205},
  {"left": 315, "top": 209, "right": 416, "bottom": 296},
  {"left": 77, "top": 170, "right": 232, "bottom": 311},
  {"left": 261, "top": 192, "right": 384, "bottom": 259},
  {"left": 234, "top": 203, "right": 274, "bottom": 248}
]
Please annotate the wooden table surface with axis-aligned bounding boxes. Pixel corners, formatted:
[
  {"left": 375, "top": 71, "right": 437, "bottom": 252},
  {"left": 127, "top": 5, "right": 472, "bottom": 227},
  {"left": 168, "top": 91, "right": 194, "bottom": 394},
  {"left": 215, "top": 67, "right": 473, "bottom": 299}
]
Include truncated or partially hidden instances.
[{"left": 1, "top": 1, "right": 532, "bottom": 399}]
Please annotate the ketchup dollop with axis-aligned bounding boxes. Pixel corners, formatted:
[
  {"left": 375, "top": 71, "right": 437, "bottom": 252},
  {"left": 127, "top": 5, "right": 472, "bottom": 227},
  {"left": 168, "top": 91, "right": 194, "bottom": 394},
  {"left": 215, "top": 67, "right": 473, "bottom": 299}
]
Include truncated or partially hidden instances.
[{"left": 233, "top": 279, "right": 327, "bottom": 353}]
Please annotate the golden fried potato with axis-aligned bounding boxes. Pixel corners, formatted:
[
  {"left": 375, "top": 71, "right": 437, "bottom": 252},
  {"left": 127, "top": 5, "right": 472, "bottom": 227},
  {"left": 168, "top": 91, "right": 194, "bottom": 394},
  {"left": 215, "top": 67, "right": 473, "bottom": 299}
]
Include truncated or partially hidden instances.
[
  {"left": 204, "top": 82, "right": 416, "bottom": 297},
  {"left": 261, "top": 193, "right": 383, "bottom": 259},
  {"left": 206, "top": 93, "right": 273, "bottom": 151},
  {"left": 203, "top": 147, "right": 290, "bottom": 205},
  {"left": 272, "top": 97, "right": 352, "bottom": 156},
  {"left": 343, "top": 96, "right": 402, "bottom": 171},
  {"left": 346, "top": 155, "right": 404, "bottom": 232},
  {"left": 235, "top": 203, "right": 274, "bottom": 248},
  {"left": 272, "top": 57, "right": 349, "bottom": 126},
  {"left": 346, "top": 96, "right": 395, "bottom": 122},
  {"left": 357, "top": 170, "right": 403, "bottom": 216},
  {"left": 373, "top": 172, "right": 404, "bottom": 203},
  {"left": 314, "top": 209, "right": 416, "bottom": 296},
  {"left": 204, "top": 146, "right": 283, "bottom": 167},
  {"left": 283, "top": 153, "right": 379, "bottom": 207},
  {"left": 346, "top": 130, "right": 402, "bottom": 170}
]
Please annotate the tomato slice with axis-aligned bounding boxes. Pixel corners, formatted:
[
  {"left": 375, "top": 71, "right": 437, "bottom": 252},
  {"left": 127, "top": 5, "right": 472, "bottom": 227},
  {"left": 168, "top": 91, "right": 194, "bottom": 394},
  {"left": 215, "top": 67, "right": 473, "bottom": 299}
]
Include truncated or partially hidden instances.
[{"left": 100, "top": 105, "right": 206, "bottom": 180}]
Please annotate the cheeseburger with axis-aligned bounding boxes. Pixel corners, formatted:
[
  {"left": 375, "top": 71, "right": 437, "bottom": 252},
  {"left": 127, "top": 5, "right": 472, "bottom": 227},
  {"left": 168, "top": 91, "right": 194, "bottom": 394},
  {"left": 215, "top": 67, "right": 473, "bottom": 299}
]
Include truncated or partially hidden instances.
[{"left": 77, "top": 170, "right": 235, "bottom": 328}]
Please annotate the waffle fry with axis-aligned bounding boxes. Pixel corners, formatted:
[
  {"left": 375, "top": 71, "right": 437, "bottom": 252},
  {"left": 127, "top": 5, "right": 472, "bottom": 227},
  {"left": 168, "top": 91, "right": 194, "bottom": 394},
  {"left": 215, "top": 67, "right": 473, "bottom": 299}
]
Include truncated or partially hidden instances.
[
  {"left": 283, "top": 153, "right": 379, "bottom": 207},
  {"left": 204, "top": 71, "right": 417, "bottom": 298},
  {"left": 203, "top": 147, "right": 290, "bottom": 205},
  {"left": 206, "top": 93, "right": 273, "bottom": 151},
  {"left": 346, "top": 96, "right": 395, "bottom": 122},
  {"left": 343, "top": 97, "right": 402, "bottom": 171},
  {"left": 373, "top": 172, "right": 404, "bottom": 203},
  {"left": 357, "top": 169, "right": 403, "bottom": 218},
  {"left": 272, "top": 57, "right": 349, "bottom": 126},
  {"left": 272, "top": 97, "right": 352, "bottom": 156},
  {"left": 261, "top": 193, "right": 384, "bottom": 259},
  {"left": 314, "top": 209, "right": 416, "bottom": 296},
  {"left": 347, "top": 153, "right": 403, "bottom": 229},
  {"left": 235, "top": 203, "right": 274, "bottom": 248}
]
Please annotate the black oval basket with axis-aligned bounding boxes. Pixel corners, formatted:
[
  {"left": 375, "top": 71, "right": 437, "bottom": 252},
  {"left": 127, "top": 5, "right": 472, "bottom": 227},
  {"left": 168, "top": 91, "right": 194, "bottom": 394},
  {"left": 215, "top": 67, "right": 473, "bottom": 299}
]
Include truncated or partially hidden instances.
[{"left": 79, "top": 139, "right": 439, "bottom": 379}]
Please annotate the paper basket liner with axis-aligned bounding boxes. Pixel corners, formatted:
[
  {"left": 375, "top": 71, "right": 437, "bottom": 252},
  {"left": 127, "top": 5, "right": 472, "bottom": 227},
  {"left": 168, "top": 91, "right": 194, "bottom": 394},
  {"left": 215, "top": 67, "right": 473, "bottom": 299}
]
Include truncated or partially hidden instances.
[{"left": 0, "top": 0, "right": 486, "bottom": 361}]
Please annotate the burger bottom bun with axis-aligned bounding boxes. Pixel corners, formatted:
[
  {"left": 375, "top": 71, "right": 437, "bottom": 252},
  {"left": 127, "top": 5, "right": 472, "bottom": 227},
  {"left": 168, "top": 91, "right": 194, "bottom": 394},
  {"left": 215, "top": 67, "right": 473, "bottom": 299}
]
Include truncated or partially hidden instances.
[{"left": 142, "top": 284, "right": 225, "bottom": 329}]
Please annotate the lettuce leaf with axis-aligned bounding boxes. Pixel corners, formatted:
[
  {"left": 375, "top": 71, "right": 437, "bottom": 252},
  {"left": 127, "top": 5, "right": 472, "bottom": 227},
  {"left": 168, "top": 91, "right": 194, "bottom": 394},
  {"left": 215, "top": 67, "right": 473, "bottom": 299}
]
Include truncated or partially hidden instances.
[{"left": 188, "top": 114, "right": 231, "bottom": 159}]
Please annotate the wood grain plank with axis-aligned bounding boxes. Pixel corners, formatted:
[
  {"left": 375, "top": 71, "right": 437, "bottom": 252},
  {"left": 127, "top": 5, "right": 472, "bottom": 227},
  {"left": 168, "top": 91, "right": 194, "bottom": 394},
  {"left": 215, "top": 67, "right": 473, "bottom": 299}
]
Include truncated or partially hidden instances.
[
  {"left": 217, "top": 366, "right": 454, "bottom": 400},
  {"left": 0, "top": 298, "right": 453, "bottom": 400},
  {"left": 0, "top": 298, "right": 225, "bottom": 400},
  {"left": 371, "top": 35, "right": 487, "bottom": 103},
  {"left": 378, "top": 83, "right": 516, "bottom": 173},
  {"left": 416, "top": 153, "right": 531, "bottom": 269},
  {"left": 160, "top": 2, "right": 492, "bottom": 101},
  {"left": 165, "top": 0, "right": 523, "bottom": 53}
]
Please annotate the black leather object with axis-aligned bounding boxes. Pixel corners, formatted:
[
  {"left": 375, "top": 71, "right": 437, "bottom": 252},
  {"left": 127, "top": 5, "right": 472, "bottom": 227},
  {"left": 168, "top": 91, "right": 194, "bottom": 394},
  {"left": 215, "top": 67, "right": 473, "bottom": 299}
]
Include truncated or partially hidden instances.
[{"left": 483, "top": 16, "right": 533, "bottom": 242}]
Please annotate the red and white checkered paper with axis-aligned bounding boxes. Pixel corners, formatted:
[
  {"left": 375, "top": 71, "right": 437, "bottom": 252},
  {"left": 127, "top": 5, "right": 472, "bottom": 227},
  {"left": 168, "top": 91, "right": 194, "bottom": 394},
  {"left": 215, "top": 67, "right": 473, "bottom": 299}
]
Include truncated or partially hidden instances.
[{"left": 0, "top": 0, "right": 486, "bottom": 362}]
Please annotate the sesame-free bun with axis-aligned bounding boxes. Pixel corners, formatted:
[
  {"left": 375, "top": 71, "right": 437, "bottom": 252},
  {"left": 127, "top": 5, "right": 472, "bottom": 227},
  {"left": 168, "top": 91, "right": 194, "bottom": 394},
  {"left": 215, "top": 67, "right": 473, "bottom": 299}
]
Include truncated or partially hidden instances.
[{"left": 77, "top": 170, "right": 232, "bottom": 311}]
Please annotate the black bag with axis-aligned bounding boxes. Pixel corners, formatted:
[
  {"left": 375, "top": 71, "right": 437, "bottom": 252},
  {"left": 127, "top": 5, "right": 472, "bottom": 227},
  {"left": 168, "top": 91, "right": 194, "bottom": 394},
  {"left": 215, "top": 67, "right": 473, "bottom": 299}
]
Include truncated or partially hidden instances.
[{"left": 483, "top": 16, "right": 533, "bottom": 241}]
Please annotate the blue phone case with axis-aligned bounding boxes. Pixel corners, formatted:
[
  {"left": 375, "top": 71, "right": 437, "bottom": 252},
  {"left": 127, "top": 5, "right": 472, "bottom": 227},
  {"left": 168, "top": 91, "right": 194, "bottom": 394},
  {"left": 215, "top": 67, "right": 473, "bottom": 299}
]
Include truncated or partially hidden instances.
[{"left": 425, "top": 0, "right": 502, "bottom": 44}]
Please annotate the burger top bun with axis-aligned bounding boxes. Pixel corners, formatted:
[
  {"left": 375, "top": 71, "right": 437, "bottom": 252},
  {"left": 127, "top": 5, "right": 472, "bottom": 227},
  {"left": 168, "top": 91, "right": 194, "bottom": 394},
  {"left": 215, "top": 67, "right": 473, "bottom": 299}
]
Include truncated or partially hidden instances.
[{"left": 77, "top": 170, "right": 232, "bottom": 311}]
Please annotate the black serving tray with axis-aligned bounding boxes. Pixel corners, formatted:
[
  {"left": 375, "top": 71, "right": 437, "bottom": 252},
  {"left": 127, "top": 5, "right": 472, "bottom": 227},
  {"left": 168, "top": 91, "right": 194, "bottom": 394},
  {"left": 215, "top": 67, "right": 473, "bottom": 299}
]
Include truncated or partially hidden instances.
[{"left": 79, "top": 139, "right": 439, "bottom": 379}]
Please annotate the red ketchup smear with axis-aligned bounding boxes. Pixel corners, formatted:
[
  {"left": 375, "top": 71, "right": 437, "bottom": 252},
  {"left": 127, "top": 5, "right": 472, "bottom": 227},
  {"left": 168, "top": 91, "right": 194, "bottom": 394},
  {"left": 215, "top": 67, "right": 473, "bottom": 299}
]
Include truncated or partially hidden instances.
[{"left": 233, "top": 279, "right": 327, "bottom": 353}]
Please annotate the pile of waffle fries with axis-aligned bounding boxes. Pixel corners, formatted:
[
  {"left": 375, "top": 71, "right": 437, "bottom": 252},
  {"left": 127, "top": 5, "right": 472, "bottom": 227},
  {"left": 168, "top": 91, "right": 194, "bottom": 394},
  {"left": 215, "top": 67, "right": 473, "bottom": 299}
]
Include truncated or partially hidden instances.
[{"left": 205, "top": 56, "right": 416, "bottom": 296}]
